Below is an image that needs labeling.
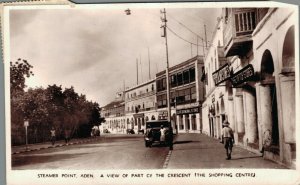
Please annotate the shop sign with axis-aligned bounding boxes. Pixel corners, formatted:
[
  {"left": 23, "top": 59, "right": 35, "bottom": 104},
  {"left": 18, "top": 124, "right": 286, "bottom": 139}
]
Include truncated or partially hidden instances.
[
  {"left": 176, "top": 107, "right": 199, "bottom": 115},
  {"left": 133, "top": 113, "right": 144, "bottom": 118},
  {"left": 230, "top": 64, "right": 255, "bottom": 86},
  {"left": 212, "top": 63, "right": 231, "bottom": 86},
  {"left": 158, "top": 111, "right": 168, "bottom": 120}
]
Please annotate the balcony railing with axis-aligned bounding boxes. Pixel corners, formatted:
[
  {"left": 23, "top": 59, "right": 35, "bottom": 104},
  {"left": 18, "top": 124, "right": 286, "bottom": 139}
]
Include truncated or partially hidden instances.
[
  {"left": 223, "top": 8, "right": 257, "bottom": 57},
  {"left": 234, "top": 10, "right": 256, "bottom": 36}
]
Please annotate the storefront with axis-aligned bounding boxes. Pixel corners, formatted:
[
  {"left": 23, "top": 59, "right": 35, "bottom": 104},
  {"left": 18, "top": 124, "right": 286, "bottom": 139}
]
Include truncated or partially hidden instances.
[{"left": 175, "top": 106, "right": 200, "bottom": 133}]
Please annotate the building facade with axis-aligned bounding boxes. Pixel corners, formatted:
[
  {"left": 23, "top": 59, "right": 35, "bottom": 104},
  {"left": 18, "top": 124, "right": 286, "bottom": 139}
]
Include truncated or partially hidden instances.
[
  {"left": 202, "top": 17, "right": 229, "bottom": 140},
  {"left": 100, "top": 92, "right": 126, "bottom": 134},
  {"left": 124, "top": 79, "right": 158, "bottom": 134},
  {"left": 156, "top": 56, "right": 205, "bottom": 133},
  {"left": 202, "top": 7, "right": 296, "bottom": 168}
]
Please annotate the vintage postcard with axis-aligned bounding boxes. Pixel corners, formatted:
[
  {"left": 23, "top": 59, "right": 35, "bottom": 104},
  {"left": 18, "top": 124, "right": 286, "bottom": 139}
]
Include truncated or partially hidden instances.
[{"left": 2, "top": 1, "right": 300, "bottom": 185}]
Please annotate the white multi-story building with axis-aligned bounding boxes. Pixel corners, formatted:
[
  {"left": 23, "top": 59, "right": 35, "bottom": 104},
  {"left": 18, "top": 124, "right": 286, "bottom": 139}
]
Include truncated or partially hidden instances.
[
  {"left": 124, "top": 79, "right": 157, "bottom": 134},
  {"left": 156, "top": 56, "right": 205, "bottom": 133},
  {"left": 202, "top": 7, "right": 297, "bottom": 168}
]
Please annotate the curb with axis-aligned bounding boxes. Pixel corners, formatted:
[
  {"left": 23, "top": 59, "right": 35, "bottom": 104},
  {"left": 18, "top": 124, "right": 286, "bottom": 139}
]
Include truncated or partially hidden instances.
[
  {"left": 162, "top": 150, "right": 172, "bottom": 169},
  {"left": 162, "top": 134, "right": 178, "bottom": 169},
  {"left": 12, "top": 137, "right": 102, "bottom": 155}
]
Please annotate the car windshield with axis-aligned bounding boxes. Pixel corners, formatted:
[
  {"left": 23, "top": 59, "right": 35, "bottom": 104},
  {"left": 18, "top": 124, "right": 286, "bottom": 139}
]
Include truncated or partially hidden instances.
[{"left": 146, "top": 121, "right": 169, "bottom": 129}]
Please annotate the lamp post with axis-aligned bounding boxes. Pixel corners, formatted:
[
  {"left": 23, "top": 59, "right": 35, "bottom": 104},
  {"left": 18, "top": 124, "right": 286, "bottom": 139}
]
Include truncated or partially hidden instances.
[
  {"left": 24, "top": 120, "right": 29, "bottom": 151},
  {"left": 160, "top": 8, "right": 171, "bottom": 123}
]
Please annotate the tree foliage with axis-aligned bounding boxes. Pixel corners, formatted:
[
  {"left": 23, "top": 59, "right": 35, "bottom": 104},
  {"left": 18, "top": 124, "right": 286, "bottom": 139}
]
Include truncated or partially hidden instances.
[{"left": 10, "top": 59, "right": 104, "bottom": 145}]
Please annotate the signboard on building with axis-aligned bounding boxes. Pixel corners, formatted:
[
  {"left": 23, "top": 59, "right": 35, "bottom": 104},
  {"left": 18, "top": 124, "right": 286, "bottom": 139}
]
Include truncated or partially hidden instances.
[
  {"left": 133, "top": 113, "right": 144, "bottom": 118},
  {"left": 176, "top": 107, "right": 199, "bottom": 115},
  {"left": 212, "top": 63, "right": 231, "bottom": 85},
  {"left": 230, "top": 64, "right": 255, "bottom": 86},
  {"left": 158, "top": 111, "right": 168, "bottom": 120}
]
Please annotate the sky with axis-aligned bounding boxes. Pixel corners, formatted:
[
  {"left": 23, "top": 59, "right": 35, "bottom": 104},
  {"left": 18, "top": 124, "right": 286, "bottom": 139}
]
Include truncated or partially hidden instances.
[{"left": 9, "top": 4, "right": 222, "bottom": 106}]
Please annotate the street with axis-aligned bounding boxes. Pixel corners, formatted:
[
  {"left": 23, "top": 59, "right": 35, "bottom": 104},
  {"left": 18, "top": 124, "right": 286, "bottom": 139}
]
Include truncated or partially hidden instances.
[
  {"left": 12, "top": 133, "right": 286, "bottom": 170},
  {"left": 12, "top": 134, "right": 169, "bottom": 170}
]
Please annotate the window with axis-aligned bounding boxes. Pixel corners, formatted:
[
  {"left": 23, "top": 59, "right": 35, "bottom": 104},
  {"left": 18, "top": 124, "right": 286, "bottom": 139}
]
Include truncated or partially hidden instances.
[
  {"left": 177, "top": 72, "right": 183, "bottom": 85},
  {"left": 157, "top": 94, "right": 167, "bottom": 108},
  {"left": 151, "top": 84, "right": 154, "bottom": 91},
  {"left": 189, "top": 68, "right": 195, "bottom": 82},
  {"left": 183, "top": 70, "right": 190, "bottom": 84},
  {"left": 191, "top": 87, "right": 196, "bottom": 102},
  {"left": 184, "top": 88, "right": 191, "bottom": 102},
  {"left": 171, "top": 74, "right": 177, "bottom": 87},
  {"left": 157, "top": 78, "right": 166, "bottom": 92},
  {"left": 162, "top": 78, "right": 166, "bottom": 90},
  {"left": 177, "top": 89, "right": 185, "bottom": 105},
  {"left": 170, "top": 91, "right": 177, "bottom": 106}
]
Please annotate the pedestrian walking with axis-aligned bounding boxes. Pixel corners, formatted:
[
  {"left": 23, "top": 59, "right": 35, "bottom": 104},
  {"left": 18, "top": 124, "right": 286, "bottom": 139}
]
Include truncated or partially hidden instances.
[
  {"left": 221, "top": 121, "right": 234, "bottom": 160},
  {"left": 64, "top": 129, "right": 71, "bottom": 144},
  {"left": 50, "top": 127, "right": 56, "bottom": 146}
]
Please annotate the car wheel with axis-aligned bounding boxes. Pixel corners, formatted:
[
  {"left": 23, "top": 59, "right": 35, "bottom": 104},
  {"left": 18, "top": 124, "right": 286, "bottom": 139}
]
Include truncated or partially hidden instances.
[{"left": 145, "top": 142, "right": 149, "bottom": 147}]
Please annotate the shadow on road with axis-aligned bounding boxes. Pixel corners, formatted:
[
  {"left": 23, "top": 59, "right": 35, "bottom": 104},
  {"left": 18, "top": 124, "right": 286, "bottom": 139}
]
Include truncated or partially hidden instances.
[
  {"left": 12, "top": 153, "right": 88, "bottom": 167},
  {"left": 173, "top": 140, "right": 194, "bottom": 144},
  {"left": 231, "top": 156, "right": 262, "bottom": 160}
]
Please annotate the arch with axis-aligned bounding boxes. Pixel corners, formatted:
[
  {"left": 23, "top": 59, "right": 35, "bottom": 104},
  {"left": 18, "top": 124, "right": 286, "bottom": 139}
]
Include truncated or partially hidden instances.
[
  {"left": 260, "top": 49, "right": 279, "bottom": 148},
  {"left": 145, "top": 116, "right": 149, "bottom": 121},
  {"left": 151, "top": 115, "right": 156, "bottom": 120},
  {"left": 282, "top": 25, "right": 295, "bottom": 72},
  {"left": 261, "top": 50, "right": 275, "bottom": 81},
  {"left": 220, "top": 98, "right": 225, "bottom": 114}
]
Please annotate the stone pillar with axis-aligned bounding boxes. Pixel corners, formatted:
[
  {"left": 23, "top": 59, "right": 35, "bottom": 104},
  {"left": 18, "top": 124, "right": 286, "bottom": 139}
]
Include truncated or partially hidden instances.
[
  {"left": 216, "top": 115, "right": 220, "bottom": 139},
  {"left": 259, "top": 85, "right": 273, "bottom": 147},
  {"left": 244, "top": 90, "right": 258, "bottom": 144},
  {"left": 228, "top": 97, "right": 235, "bottom": 132},
  {"left": 176, "top": 115, "right": 180, "bottom": 132},
  {"left": 196, "top": 113, "right": 201, "bottom": 133},
  {"left": 235, "top": 95, "right": 245, "bottom": 133},
  {"left": 189, "top": 114, "right": 193, "bottom": 132},
  {"left": 279, "top": 74, "right": 295, "bottom": 143},
  {"left": 183, "top": 115, "right": 186, "bottom": 131},
  {"left": 255, "top": 84, "right": 263, "bottom": 151}
]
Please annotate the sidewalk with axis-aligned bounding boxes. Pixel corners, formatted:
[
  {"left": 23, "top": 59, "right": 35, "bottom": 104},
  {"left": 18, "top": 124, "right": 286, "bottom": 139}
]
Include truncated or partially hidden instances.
[
  {"left": 11, "top": 136, "right": 102, "bottom": 155},
  {"left": 167, "top": 133, "right": 287, "bottom": 169}
]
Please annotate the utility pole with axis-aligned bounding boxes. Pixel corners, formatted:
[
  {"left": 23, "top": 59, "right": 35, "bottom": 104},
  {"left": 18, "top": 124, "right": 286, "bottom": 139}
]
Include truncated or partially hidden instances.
[
  {"left": 204, "top": 24, "right": 208, "bottom": 49},
  {"left": 161, "top": 8, "right": 171, "bottom": 122},
  {"left": 140, "top": 54, "right": 143, "bottom": 82},
  {"left": 197, "top": 36, "right": 199, "bottom": 56},
  {"left": 148, "top": 47, "right": 151, "bottom": 80},
  {"left": 191, "top": 43, "right": 193, "bottom": 57},
  {"left": 136, "top": 59, "right": 139, "bottom": 85}
]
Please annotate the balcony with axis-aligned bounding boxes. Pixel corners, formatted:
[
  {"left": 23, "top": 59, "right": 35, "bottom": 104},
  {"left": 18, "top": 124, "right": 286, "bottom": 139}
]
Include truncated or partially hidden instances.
[{"left": 223, "top": 8, "right": 257, "bottom": 57}]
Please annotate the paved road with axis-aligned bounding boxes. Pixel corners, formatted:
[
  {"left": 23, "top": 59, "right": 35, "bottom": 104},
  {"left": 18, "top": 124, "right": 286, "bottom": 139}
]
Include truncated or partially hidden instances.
[{"left": 12, "top": 135, "right": 170, "bottom": 170}]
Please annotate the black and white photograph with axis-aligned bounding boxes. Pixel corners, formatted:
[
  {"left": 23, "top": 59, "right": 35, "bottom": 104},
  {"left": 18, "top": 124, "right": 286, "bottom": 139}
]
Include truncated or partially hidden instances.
[{"left": 3, "top": 1, "right": 299, "bottom": 185}]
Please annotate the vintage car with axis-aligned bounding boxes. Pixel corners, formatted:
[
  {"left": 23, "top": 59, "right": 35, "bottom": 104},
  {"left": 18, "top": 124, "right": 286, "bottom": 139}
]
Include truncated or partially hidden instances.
[{"left": 144, "top": 120, "right": 173, "bottom": 149}]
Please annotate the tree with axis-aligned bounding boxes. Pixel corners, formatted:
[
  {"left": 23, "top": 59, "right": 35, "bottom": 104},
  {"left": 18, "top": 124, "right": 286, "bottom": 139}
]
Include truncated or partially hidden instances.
[
  {"left": 10, "top": 59, "right": 34, "bottom": 145},
  {"left": 10, "top": 58, "right": 34, "bottom": 95}
]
